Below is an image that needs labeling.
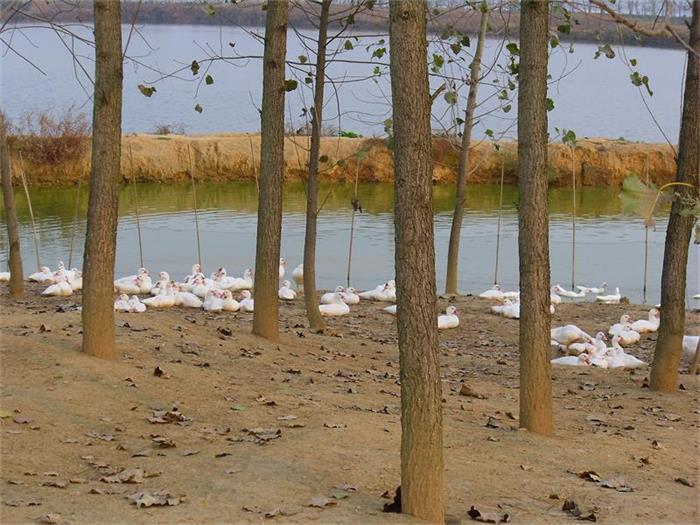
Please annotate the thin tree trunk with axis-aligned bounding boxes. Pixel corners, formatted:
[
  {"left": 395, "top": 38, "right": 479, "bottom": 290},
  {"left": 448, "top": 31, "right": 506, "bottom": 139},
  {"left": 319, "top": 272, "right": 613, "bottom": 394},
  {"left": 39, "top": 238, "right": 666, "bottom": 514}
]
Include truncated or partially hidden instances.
[
  {"left": 650, "top": 0, "right": 700, "bottom": 392},
  {"left": 517, "top": 0, "right": 553, "bottom": 435},
  {"left": 252, "top": 0, "right": 288, "bottom": 341},
  {"left": 389, "top": 1, "right": 444, "bottom": 521},
  {"left": 81, "top": 0, "right": 123, "bottom": 360},
  {"left": 303, "top": 0, "right": 331, "bottom": 332},
  {"left": 0, "top": 111, "right": 24, "bottom": 296},
  {"left": 444, "top": 7, "right": 489, "bottom": 295}
]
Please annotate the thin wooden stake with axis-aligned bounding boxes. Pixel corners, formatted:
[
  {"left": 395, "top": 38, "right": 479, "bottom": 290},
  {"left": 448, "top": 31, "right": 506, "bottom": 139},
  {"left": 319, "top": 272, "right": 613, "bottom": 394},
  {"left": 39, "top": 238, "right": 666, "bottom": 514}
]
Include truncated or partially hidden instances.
[
  {"left": 571, "top": 144, "right": 577, "bottom": 291},
  {"left": 129, "top": 145, "right": 145, "bottom": 268},
  {"left": 67, "top": 179, "right": 82, "bottom": 268},
  {"left": 346, "top": 153, "right": 363, "bottom": 288},
  {"left": 247, "top": 133, "right": 259, "bottom": 195},
  {"left": 643, "top": 154, "right": 649, "bottom": 304},
  {"left": 493, "top": 153, "right": 504, "bottom": 285},
  {"left": 18, "top": 153, "right": 41, "bottom": 270},
  {"left": 188, "top": 145, "right": 203, "bottom": 269}
]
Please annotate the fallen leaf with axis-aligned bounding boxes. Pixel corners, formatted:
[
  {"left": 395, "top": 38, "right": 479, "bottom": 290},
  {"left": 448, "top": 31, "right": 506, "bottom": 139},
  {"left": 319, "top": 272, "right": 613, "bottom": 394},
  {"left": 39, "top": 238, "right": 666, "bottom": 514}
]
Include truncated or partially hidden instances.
[
  {"left": 4, "top": 498, "right": 41, "bottom": 507},
  {"left": 215, "top": 452, "right": 232, "bottom": 458},
  {"left": 85, "top": 430, "right": 115, "bottom": 442},
  {"left": 127, "top": 490, "right": 185, "bottom": 508},
  {"left": 151, "top": 435, "right": 176, "bottom": 448},
  {"left": 562, "top": 499, "right": 597, "bottom": 521},
  {"left": 100, "top": 468, "right": 144, "bottom": 484},
  {"left": 600, "top": 476, "right": 633, "bottom": 492},
  {"left": 132, "top": 449, "right": 151, "bottom": 458},
  {"left": 180, "top": 450, "right": 200, "bottom": 457},
  {"left": 459, "top": 383, "right": 487, "bottom": 399},
  {"left": 575, "top": 470, "right": 602, "bottom": 483},
  {"left": 35, "top": 513, "right": 63, "bottom": 524},
  {"left": 153, "top": 367, "right": 164, "bottom": 377},
  {"left": 467, "top": 505, "right": 510, "bottom": 523},
  {"left": 382, "top": 486, "right": 401, "bottom": 513},
  {"left": 41, "top": 480, "right": 68, "bottom": 489},
  {"left": 675, "top": 477, "right": 694, "bottom": 487},
  {"left": 324, "top": 423, "right": 347, "bottom": 429},
  {"left": 306, "top": 496, "right": 337, "bottom": 508}
]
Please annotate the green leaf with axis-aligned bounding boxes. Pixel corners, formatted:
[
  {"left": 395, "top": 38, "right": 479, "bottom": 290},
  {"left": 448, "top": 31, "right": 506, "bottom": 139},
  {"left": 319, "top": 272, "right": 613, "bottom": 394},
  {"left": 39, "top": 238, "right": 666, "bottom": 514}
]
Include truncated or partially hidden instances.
[
  {"left": 201, "top": 2, "right": 215, "bottom": 16},
  {"left": 630, "top": 58, "right": 637, "bottom": 66},
  {"left": 450, "top": 42, "right": 462, "bottom": 55},
  {"left": 557, "top": 23, "right": 571, "bottom": 35},
  {"left": 444, "top": 91, "right": 458, "bottom": 105},
  {"left": 336, "top": 159, "right": 345, "bottom": 167},
  {"left": 205, "top": 74, "right": 214, "bottom": 85},
  {"left": 344, "top": 40, "right": 354, "bottom": 50},
  {"left": 546, "top": 98, "right": 554, "bottom": 111},
  {"left": 505, "top": 42, "right": 519, "bottom": 56},
  {"left": 550, "top": 36, "right": 559, "bottom": 48},
  {"left": 594, "top": 43, "right": 615, "bottom": 60},
  {"left": 485, "top": 128, "right": 494, "bottom": 138},
  {"left": 137, "top": 84, "right": 156, "bottom": 97},
  {"left": 194, "top": 104, "right": 203, "bottom": 113},
  {"left": 319, "top": 155, "right": 329, "bottom": 163},
  {"left": 298, "top": 55, "right": 308, "bottom": 64},
  {"left": 562, "top": 129, "right": 577, "bottom": 144},
  {"left": 432, "top": 53, "right": 445, "bottom": 72},
  {"left": 372, "top": 47, "right": 386, "bottom": 59},
  {"left": 284, "top": 79, "right": 299, "bottom": 92},
  {"left": 502, "top": 104, "right": 512, "bottom": 113},
  {"left": 190, "top": 60, "right": 200, "bottom": 75},
  {"left": 373, "top": 66, "right": 381, "bottom": 76},
  {"left": 383, "top": 118, "right": 393, "bottom": 133}
]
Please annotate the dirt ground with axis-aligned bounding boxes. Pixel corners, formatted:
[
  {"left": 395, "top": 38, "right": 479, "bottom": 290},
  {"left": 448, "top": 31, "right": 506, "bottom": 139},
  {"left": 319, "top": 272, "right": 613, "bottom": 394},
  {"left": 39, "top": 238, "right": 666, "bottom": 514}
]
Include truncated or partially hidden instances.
[{"left": 1, "top": 284, "right": 699, "bottom": 525}]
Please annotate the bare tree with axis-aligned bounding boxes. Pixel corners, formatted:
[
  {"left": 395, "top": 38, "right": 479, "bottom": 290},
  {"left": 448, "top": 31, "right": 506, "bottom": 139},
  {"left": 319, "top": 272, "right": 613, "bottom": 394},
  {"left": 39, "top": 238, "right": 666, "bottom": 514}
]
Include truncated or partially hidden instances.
[
  {"left": 81, "top": 0, "right": 123, "bottom": 360},
  {"left": 1, "top": 111, "right": 24, "bottom": 297},
  {"left": 389, "top": 0, "right": 444, "bottom": 521},
  {"left": 517, "top": 0, "right": 553, "bottom": 435},
  {"left": 444, "top": 6, "right": 489, "bottom": 295},
  {"left": 252, "top": 0, "right": 289, "bottom": 341},
  {"left": 650, "top": 0, "right": 699, "bottom": 391},
  {"left": 302, "top": 0, "right": 331, "bottom": 332}
]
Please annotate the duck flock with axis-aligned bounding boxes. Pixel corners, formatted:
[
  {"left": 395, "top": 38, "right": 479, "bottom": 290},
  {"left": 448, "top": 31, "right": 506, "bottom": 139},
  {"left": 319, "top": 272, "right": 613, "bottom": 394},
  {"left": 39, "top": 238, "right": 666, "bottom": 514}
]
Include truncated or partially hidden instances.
[
  {"left": 477, "top": 283, "right": 699, "bottom": 369},
  {"left": 6, "top": 259, "right": 459, "bottom": 330},
  {"left": 3, "top": 260, "right": 697, "bottom": 363}
]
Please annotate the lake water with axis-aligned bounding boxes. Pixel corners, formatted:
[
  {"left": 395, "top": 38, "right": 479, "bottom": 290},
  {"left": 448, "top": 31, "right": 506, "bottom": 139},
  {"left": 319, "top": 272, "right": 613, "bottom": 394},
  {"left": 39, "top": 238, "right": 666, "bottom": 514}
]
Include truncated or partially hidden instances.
[
  {"left": 0, "top": 23, "right": 685, "bottom": 142},
  {"left": 2, "top": 182, "right": 698, "bottom": 305}
]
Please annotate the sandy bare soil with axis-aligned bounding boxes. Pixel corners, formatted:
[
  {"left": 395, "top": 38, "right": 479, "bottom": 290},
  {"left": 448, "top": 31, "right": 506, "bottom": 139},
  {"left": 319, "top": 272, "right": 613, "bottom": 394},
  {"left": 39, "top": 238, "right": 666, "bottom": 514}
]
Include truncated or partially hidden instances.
[{"left": 1, "top": 284, "right": 699, "bottom": 524}]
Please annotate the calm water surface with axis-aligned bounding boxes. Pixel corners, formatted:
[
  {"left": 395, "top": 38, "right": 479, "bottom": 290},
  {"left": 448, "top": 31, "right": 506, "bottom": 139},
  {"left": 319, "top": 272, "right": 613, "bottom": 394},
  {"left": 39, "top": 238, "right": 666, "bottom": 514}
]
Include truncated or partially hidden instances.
[
  {"left": 2, "top": 182, "right": 697, "bottom": 305},
  {"left": 0, "top": 24, "right": 685, "bottom": 141}
]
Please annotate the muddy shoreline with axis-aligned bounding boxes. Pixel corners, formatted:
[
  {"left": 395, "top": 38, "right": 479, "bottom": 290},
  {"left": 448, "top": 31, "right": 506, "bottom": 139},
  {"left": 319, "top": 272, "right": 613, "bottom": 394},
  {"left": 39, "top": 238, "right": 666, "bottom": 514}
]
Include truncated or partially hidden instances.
[
  {"left": 1, "top": 283, "right": 699, "bottom": 524},
  {"left": 11, "top": 134, "right": 677, "bottom": 188}
]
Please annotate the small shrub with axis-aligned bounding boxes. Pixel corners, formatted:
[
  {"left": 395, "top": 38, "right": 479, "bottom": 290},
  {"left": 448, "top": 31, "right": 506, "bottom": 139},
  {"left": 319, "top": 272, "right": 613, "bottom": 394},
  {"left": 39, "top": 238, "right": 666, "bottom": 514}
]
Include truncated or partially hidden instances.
[
  {"left": 8, "top": 106, "right": 90, "bottom": 165},
  {"left": 152, "top": 122, "right": 186, "bottom": 135}
]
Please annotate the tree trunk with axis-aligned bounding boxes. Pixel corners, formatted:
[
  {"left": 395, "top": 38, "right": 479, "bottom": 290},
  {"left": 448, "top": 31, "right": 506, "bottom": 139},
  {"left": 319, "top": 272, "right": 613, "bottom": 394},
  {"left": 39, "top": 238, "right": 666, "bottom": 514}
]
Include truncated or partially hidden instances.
[
  {"left": 81, "top": 0, "right": 123, "bottom": 360},
  {"left": 0, "top": 111, "right": 24, "bottom": 297},
  {"left": 444, "top": 7, "right": 489, "bottom": 295},
  {"left": 303, "top": 0, "right": 331, "bottom": 332},
  {"left": 252, "top": 0, "right": 288, "bottom": 341},
  {"left": 517, "top": 0, "right": 553, "bottom": 435},
  {"left": 650, "top": 0, "right": 700, "bottom": 392},
  {"left": 389, "top": 1, "right": 444, "bottom": 521}
]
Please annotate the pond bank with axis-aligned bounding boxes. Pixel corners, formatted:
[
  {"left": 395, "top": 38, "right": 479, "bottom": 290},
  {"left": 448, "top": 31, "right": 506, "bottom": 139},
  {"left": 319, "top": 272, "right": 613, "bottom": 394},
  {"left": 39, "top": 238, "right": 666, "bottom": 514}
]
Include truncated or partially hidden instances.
[{"left": 11, "top": 134, "right": 677, "bottom": 188}]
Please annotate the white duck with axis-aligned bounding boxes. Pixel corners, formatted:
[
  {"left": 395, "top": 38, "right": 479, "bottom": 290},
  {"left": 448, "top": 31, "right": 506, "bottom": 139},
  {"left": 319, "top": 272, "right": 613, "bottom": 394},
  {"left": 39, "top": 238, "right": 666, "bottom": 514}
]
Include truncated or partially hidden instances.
[
  {"left": 374, "top": 281, "right": 396, "bottom": 302},
  {"left": 319, "top": 292, "right": 350, "bottom": 317},
  {"left": 551, "top": 353, "right": 591, "bottom": 366},
  {"left": 115, "top": 267, "right": 149, "bottom": 285},
  {"left": 278, "top": 280, "right": 296, "bottom": 301},
  {"left": 128, "top": 295, "right": 147, "bottom": 313},
  {"left": 239, "top": 290, "right": 255, "bottom": 312},
  {"left": 150, "top": 271, "right": 172, "bottom": 296},
  {"left": 202, "top": 290, "right": 224, "bottom": 312},
  {"left": 292, "top": 264, "right": 304, "bottom": 290},
  {"left": 490, "top": 298, "right": 511, "bottom": 315},
  {"left": 28, "top": 266, "right": 54, "bottom": 283},
  {"left": 502, "top": 299, "right": 520, "bottom": 319},
  {"left": 0, "top": 271, "right": 10, "bottom": 282},
  {"left": 42, "top": 276, "right": 73, "bottom": 297},
  {"left": 383, "top": 304, "right": 397, "bottom": 315},
  {"left": 229, "top": 269, "right": 254, "bottom": 291},
  {"left": 478, "top": 284, "right": 504, "bottom": 300},
  {"left": 221, "top": 290, "right": 240, "bottom": 312},
  {"left": 631, "top": 308, "right": 660, "bottom": 333},
  {"left": 321, "top": 286, "right": 345, "bottom": 304},
  {"left": 553, "top": 284, "right": 585, "bottom": 299},
  {"left": 551, "top": 325, "right": 592, "bottom": 352},
  {"left": 438, "top": 306, "right": 459, "bottom": 330},
  {"left": 359, "top": 280, "right": 393, "bottom": 300},
  {"left": 191, "top": 276, "right": 214, "bottom": 298},
  {"left": 609, "top": 316, "right": 640, "bottom": 346},
  {"left": 609, "top": 315, "right": 633, "bottom": 336},
  {"left": 596, "top": 287, "right": 622, "bottom": 304},
  {"left": 211, "top": 267, "right": 240, "bottom": 290},
  {"left": 577, "top": 282, "right": 607, "bottom": 294},
  {"left": 343, "top": 287, "right": 361, "bottom": 305},
  {"left": 604, "top": 336, "right": 647, "bottom": 368},
  {"left": 550, "top": 287, "right": 562, "bottom": 305},
  {"left": 567, "top": 331, "right": 606, "bottom": 355},
  {"left": 279, "top": 258, "right": 286, "bottom": 280},
  {"left": 142, "top": 282, "right": 176, "bottom": 308},
  {"left": 114, "top": 275, "right": 145, "bottom": 295},
  {"left": 587, "top": 332, "right": 610, "bottom": 368},
  {"left": 68, "top": 270, "right": 83, "bottom": 292},
  {"left": 172, "top": 283, "right": 203, "bottom": 308},
  {"left": 114, "top": 294, "right": 131, "bottom": 312}
]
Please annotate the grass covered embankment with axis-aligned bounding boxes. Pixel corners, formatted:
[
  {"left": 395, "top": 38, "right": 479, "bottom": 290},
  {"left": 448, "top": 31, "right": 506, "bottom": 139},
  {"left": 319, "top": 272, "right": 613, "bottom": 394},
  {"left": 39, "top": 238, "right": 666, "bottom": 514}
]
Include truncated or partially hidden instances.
[{"left": 9, "top": 133, "right": 677, "bottom": 188}]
